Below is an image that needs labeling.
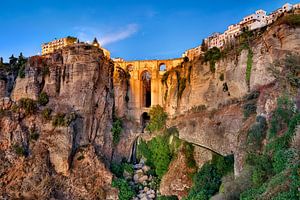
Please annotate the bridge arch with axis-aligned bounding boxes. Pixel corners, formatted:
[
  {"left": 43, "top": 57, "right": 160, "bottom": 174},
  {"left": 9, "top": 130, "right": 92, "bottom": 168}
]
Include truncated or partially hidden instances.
[
  {"left": 141, "top": 70, "right": 151, "bottom": 108},
  {"left": 159, "top": 63, "right": 167, "bottom": 71}
]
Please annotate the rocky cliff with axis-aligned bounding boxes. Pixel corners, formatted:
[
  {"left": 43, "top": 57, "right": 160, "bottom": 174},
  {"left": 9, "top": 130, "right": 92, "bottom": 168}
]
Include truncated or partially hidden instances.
[
  {"left": 162, "top": 23, "right": 300, "bottom": 174},
  {"left": 0, "top": 43, "right": 118, "bottom": 199}
]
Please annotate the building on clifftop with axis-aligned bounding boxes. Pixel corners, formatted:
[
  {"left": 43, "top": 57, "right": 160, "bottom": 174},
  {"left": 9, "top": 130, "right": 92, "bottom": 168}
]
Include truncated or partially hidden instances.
[{"left": 42, "top": 36, "right": 77, "bottom": 55}]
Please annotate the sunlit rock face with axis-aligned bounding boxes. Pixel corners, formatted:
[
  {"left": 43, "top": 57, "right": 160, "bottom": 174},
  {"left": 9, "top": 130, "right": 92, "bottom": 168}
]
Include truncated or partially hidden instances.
[{"left": 0, "top": 43, "right": 117, "bottom": 199}]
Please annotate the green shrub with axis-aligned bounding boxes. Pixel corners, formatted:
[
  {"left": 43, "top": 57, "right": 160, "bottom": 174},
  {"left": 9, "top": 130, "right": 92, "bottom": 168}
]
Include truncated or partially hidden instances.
[
  {"left": 240, "top": 186, "right": 266, "bottom": 200},
  {"left": 30, "top": 132, "right": 39, "bottom": 141},
  {"left": 183, "top": 142, "right": 196, "bottom": 168},
  {"left": 123, "top": 163, "right": 134, "bottom": 175},
  {"left": 110, "top": 161, "right": 134, "bottom": 178},
  {"left": 186, "top": 154, "right": 234, "bottom": 199},
  {"left": 112, "top": 178, "right": 135, "bottom": 200},
  {"left": 42, "top": 107, "right": 52, "bottom": 120},
  {"left": 245, "top": 48, "right": 253, "bottom": 88},
  {"left": 111, "top": 118, "right": 123, "bottom": 145},
  {"left": 245, "top": 90, "right": 260, "bottom": 100},
  {"left": 38, "top": 92, "right": 49, "bottom": 106},
  {"left": 204, "top": 47, "right": 221, "bottom": 73},
  {"left": 146, "top": 105, "right": 168, "bottom": 133},
  {"left": 52, "top": 113, "right": 66, "bottom": 127},
  {"left": 148, "top": 136, "right": 172, "bottom": 178},
  {"left": 18, "top": 66, "right": 25, "bottom": 78},
  {"left": 247, "top": 116, "right": 267, "bottom": 150},
  {"left": 13, "top": 144, "right": 26, "bottom": 156},
  {"left": 111, "top": 162, "right": 125, "bottom": 178},
  {"left": 219, "top": 73, "right": 224, "bottom": 81},
  {"left": 157, "top": 195, "right": 178, "bottom": 200},
  {"left": 272, "top": 149, "right": 297, "bottom": 174},
  {"left": 243, "top": 103, "right": 256, "bottom": 118},
  {"left": 268, "top": 96, "right": 295, "bottom": 139},
  {"left": 246, "top": 153, "right": 273, "bottom": 187},
  {"left": 277, "top": 14, "right": 300, "bottom": 27},
  {"left": 137, "top": 135, "right": 173, "bottom": 178},
  {"left": 19, "top": 98, "right": 37, "bottom": 115}
]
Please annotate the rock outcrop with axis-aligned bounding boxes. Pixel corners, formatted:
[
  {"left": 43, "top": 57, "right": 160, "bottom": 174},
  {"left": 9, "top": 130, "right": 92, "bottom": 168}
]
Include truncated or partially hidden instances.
[{"left": 0, "top": 43, "right": 117, "bottom": 199}]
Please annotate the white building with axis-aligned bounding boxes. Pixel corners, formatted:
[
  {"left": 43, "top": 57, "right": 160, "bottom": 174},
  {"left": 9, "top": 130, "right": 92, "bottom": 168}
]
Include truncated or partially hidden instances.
[
  {"left": 224, "top": 24, "right": 241, "bottom": 41},
  {"left": 293, "top": 3, "right": 300, "bottom": 9},
  {"left": 184, "top": 3, "right": 297, "bottom": 53},
  {"left": 239, "top": 9, "right": 268, "bottom": 30}
]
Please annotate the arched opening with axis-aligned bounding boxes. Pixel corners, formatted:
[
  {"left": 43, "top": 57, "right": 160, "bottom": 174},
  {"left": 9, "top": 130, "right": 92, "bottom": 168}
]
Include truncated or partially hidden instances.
[
  {"left": 159, "top": 63, "right": 167, "bottom": 71},
  {"left": 141, "top": 112, "right": 150, "bottom": 133},
  {"left": 141, "top": 71, "right": 151, "bottom": 108}
]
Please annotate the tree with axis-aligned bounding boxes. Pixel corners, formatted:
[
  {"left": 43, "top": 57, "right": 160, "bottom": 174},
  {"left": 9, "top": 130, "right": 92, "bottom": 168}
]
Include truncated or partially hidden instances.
[
  {"left": 146, "top": 105, "right": 168, "bottom": 132},
  {"left": 9, "top": 54, "right": 17, "bottom": 66}
]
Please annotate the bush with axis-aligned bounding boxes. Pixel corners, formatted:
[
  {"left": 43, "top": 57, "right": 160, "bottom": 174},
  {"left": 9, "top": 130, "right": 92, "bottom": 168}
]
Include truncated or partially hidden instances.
[
  {"left": 52, "top": 112, "right": 76, "bottom": 127},
  {"left": 148, "top": 136, "right": 172, "bottom": 178},
  {"left": 204, "top": 47, "right": 221, "bottom": 73},
  {"left": 137, "top": 135, "right": 173, "bottom": 178},
  {"left": 243, "top": 103, "right": 256, "bottom": 118},
  {"left": 186, "top": 154, "right": 234, "bottom": 199},
  {"left": 112, "top": 178, "right": 135, "bottom": 200},
  {"left": 157, "top": 195, "right": 178, "bottom": 200},
  {"left": 30, "top": 132, "right": 39, "bottom": 141},
  {"left": 19, "top": 98, "right": 37, "bottom": 115},
  {"left": 38, "top": 92, "right": 49, "bottom": 106},
  {"left": 219, "top": 73, "right": 224, "bottom": 81},
  {"left": 277, "top": 14, "right": 300, "bottom": 27},
  {"left": 247, "top": 116, "right": 267, "bottom": 151},
  {"left": 245, "top": 48, "right": 253, "bottom": 88},
  {"left": 42, "top": 107, "right": 52, "bottom": 120},
  {"left": 268, "top": 96, "right": 295, "bottom": 139},
  {"left": 110, "top": 162, "right": 134, "bottom": 178},
  {"left": 13, "top": 144, "right": 26, "bottom": 156},
  {"left": 183, "top": 142, "right": 196, "bottom": 168},
  {"left": 52, "top": 113, "right": 66, "bottom": 127},
  {"left": 146, "top": 105, "right": 168, "bottom": 133},
  {"left": 111, "top": 162, "right": 125, "bottom": 178},
  {"left": 272, "top": 149, "right": 297, "bottom": 174},
  {"left": 112, "top": 118, "right": 123, "bottom": 145},
  {"left": 246, "top": 153, "right": 273, "bottom": 187},
  {"left": 123, "top": 163, "right": 134, "bottom": 175}
]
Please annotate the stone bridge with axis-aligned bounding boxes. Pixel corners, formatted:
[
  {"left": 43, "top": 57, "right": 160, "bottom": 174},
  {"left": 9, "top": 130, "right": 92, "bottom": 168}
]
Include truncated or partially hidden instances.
[{"left": 114, "top": 58, "right": 183, "bottom": 123}]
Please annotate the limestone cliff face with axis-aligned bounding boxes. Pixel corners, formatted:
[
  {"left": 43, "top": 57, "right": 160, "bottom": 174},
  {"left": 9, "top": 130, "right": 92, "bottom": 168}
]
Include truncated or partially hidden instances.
[
  {"left": 12, "top": 43, "right": 115, "bottom": 161},
  {"left": 164, "top": 24, "right": 300, "bottom": 116},
  {"left": 163, "top": 24, "right": 300, "bottom": 177},
  {"left": 0, "top": 44, "right": 118, "bottom": 199}
]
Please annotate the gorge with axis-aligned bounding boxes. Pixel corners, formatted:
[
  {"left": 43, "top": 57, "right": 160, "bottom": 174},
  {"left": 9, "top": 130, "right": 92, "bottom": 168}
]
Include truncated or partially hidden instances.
[{"left": 0, "top": 11, "right": 300, "bottom": 200}]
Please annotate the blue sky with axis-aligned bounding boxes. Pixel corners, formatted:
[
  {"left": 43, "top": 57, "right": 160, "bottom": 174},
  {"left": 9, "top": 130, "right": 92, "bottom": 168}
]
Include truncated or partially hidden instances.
[{"left": 0, "top": 0, "right": 299, "bottom": 61}]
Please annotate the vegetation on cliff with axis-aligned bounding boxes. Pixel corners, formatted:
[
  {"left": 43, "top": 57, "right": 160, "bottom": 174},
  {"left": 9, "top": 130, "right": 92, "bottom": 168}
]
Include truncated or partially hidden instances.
[
  {"left": 240, "top": 96, "right": 300, "bottom": 200},
  {"left": 111, "top": 117, "right": 123, "bottom": 144},
  {"left": 203, "top": 47, "right": 222, "bottom": 73},
  {"left": 184, "top": 154, "right": 234, "bottom": 200},
  {"left": 146, "top": 105, "right": 168, "bottom": 133}
]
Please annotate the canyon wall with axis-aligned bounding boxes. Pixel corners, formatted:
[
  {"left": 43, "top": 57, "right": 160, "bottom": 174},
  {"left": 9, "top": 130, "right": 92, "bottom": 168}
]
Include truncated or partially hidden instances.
[
  {"left": 163, "top": 24, "right": 300, "bottom": 176},
  {"left": 0, "top": 43, "right": 118, "bottom": 199}
]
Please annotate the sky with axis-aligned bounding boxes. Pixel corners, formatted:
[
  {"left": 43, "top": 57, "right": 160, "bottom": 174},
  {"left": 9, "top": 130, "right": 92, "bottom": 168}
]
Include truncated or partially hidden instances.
[{"left": 0, "top": 0, "right": 299, "bottom": 61}]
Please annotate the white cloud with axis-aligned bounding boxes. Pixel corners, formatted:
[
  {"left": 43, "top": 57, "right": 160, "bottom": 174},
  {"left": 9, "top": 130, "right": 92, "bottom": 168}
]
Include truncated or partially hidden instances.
[{"left": 75, "top": 24, "right": 139, "bottom": 46}]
